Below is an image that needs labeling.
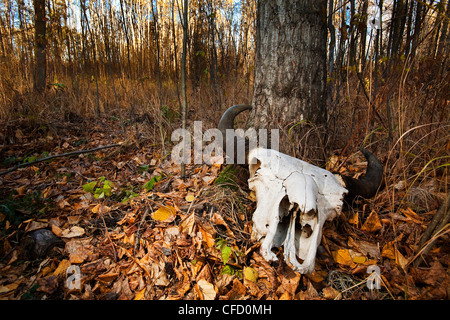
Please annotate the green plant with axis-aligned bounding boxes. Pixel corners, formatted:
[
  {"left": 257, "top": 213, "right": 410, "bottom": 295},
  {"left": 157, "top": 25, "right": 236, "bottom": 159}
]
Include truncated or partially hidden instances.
[
  {"left": 143, "top": 174, "right": 162, "bottom": 191},
  {"left": 82, "top": 176, "right": 114, "bottom": 199},
  {"left": 215, "top": 238, "right": 243, "bottom": 278}
]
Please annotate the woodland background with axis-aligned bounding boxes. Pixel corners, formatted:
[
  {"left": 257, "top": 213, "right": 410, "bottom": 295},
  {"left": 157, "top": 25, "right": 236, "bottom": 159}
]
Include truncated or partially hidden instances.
[{"left": 0, "top": 0, "right": 449, "bottom": 300}]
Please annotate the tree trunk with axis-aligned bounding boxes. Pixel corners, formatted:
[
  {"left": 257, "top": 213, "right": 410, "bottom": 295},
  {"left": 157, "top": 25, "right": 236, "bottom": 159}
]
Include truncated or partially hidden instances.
[
  {"left": 251, "top": 0, "right": 328, "bottom": 163},
  {"left": 180, "top": 0, "right": 188, "bottom": 177},
  {"left": 33, "top": 0, "right": 47, "bottom": 93}
]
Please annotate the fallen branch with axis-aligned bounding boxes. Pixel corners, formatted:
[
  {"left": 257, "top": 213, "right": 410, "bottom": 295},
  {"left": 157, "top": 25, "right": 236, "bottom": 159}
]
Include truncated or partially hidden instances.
[{"left": 0, "top": 143, "right": 122, "bottom": 176}]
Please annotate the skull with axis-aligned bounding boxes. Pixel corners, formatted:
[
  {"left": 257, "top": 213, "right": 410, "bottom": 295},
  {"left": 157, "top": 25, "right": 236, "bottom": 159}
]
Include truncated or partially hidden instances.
[
  {"left": 217, "top": 105, "right": 383, "bottom": 274},
  {"left": 248, "top": 147, "right": 347, "bottom": 274}
]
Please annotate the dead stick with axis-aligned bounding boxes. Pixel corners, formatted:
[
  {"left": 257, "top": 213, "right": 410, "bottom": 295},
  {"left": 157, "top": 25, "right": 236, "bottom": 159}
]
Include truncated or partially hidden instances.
[{"left": 0, "top": 143, "right": 122, "bottom": 176}]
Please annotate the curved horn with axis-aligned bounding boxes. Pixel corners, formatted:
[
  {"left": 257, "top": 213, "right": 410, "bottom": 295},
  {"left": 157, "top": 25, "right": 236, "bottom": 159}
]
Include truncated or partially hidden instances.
[
  {"left": 340, "top": 148, "right": 383, "bottom": 200},
  {"left": 218, "top": 104, "right": 252, "bottom": 164},
  {"left": 218, "top": 104, "right": 252, "bottom": 133}
]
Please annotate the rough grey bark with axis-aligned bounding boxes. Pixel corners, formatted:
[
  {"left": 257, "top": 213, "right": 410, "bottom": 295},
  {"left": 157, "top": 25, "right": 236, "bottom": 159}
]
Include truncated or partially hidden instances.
[{"left": 251, "top": 0, "right": 328, "bottom": 163}]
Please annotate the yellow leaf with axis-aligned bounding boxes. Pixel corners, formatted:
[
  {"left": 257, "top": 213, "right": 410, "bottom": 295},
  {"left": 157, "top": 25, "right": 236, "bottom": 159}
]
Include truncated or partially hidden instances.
[
  {"left": 348, "top": 212, "right": 359, "bottom": 225},
  {"left": 53, "top": 259, "right": 71, "bottom": 276},
  {"left": 361, "top": 210, "right": 382, "bottom": 232},
  {"left": 279, "top": 291, "right": 291, "bottom": 300},
  {"left": 332, "top": 249, "right": 354, "bottom": 266},
  {"left": 134, "top": 288, "right": 146, "bottom": 300},
  {"left": 152, "top": 206, "right": 176, "bottom": 222},
  {"left": 198, "top": 224, "right": 216, "bottom": 248},
  {"left": 244, "top": 267, "right": 258, "bottom": 283},
  {"left": 185, "top": 194, "right": 195, "bottom": 202},
  {"left": 352, "top": 256, "right": 367, "bottom": 264},
  {"left": 381, "top": 241, "right": 396, "bottom": 260},
  {"left": 91, "top": 204, "right": 111, "bottom": 215}
]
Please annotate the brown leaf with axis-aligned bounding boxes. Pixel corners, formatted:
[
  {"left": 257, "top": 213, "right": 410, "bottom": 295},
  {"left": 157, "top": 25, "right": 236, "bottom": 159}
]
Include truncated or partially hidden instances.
[
  {"left": 211, "top": 213, "right": 234, "bottom": 237},
  {"left": 277, "top": 264, "right": 300, "bottom": 297},
  {"left": 252, "top": 252, "right": 278, "bottom": 291},
  {"left": 322, "top": 286, "right": 341, "bottom": 300},
  {"left": 37, "top": 275, "right": 59, "bottom": 294},
  {"left": 197, "top": 279, "right": 217, "bottom": 300},
  {"left": 61, "top": 226, "right": 85, "bottom": 238},
  {"left": 221, "top": 278, "right": 247, "bottom": 300}
]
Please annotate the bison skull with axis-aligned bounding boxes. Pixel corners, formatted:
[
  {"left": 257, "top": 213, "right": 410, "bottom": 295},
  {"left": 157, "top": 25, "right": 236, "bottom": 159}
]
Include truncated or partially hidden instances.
[
  {"left": 248, "top": 147, "right": 347, "bottom": 274},
  {"left": 218, "top": 105, "right": 383, "bottom": 274}
]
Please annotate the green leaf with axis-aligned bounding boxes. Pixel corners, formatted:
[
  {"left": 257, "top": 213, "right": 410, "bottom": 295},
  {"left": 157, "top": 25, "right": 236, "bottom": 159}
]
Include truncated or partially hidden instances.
[
  {"left": 103, "top": 180, "right": 114, "bottom": 196},
  {"left": 82, "top": 181, "right": 97, "bottom": 193},
  {"left": 221, "top": 265, "right": 235, "bottom": 276},
  {"left": 144, "top": 175, "right": 162, "bottom": 191},
  {"left": 215, "top": 238, "right": 227, "bottom": 251},
  {"left": 221, "top": 246, "right": 232, "bottom": 264}
]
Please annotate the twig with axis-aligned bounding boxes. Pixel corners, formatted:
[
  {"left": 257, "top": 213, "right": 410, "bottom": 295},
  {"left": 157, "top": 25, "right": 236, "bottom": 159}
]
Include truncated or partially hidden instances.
[
  {"left": 0, "top": 143, "right": 122, "bottom": 176},
  {"left": 134, "top": 208, "right": 150, "bottom": 256},
  {"left": 101, "top": 215, "right": 118, "bottom": 262}
]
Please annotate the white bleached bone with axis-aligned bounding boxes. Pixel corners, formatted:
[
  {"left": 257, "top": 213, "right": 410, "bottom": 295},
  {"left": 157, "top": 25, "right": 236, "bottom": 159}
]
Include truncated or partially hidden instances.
[
  {"left": 248, "top": 147, "right": 347, "bottom": 274},
  {"left": 217, "top": 104, "right": 383, "bottom": 274}
]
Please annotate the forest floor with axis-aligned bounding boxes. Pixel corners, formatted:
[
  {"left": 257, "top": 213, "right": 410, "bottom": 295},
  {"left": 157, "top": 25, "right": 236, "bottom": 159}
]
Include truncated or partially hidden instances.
[{"left": 0, "top": 116, "right": 449, "bottom": 300}]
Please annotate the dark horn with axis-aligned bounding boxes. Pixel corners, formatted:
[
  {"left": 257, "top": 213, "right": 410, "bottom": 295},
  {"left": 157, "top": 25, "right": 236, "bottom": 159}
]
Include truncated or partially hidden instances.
[
  {"left": 218, "top": 104, "right": 252, "bottom": 133},
  {"left": 341, "top": 148, "right": 383, "bottom": 200},
  {"left": 218, "top": 104, "right": 252, "bottom": 164}
]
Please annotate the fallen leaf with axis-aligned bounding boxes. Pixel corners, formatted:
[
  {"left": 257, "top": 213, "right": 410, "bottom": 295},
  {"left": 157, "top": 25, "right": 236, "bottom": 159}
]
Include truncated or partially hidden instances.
[
  {"left": 352, "top": 256, "right": 367, "bottom": 264},
  {"left": 332, "top": 249, "right": 354, "bottom": 266},
  {"left": 97, "top": 272, "right": 120, "bottom": 284},
  {"left": 395, "top": 248, "right": 409, "bottom": 271},
  {"left": 179, "top": 212, "right": 196, "bottom": 235},
  {"left": 37, "top": 276, "right": 59, "bottom": 294},
  {"left": 185, "top": 194, "right": 195, "bottom": 202},
  {"left": 361, "top": 211, "right": 382, "bottom": 232},
  {"left": 211, "top": 213, "right": 234, "bottom": 237},
  {"left": 202, "top": 176, "right": 216, "bottom": 184},
  {"left": 51, "top": 224, "right": 63, "bottom": 237},
  {"left": 198, "top": 223, "right": 216, "bottom": 248},
  {"left": 25, "top": 220, "right": 48, "bottom": 233},
  {"left": 91, "top": 204, "right": 111, "bottom": 215},
  {"left": 381, "top": 241, "right": 396, "bottom": 260},
  {"left": 322, "top": 286, "right": 341, "bottom": 300},
  {"left": 53, "top": 259, "right": 71, "bottom": 276},
  {"left": 134, "top": 287, "right": 146, "bottom": 300},
  {"left": 152, "top": 206, "right": 176, "bottom": 222},
  {"left": 348, "top": 212, "right": 359, "bottom": 225},
  {"left": 222, "top": 278, "right": 247, "bottom": 300},
  {"left": 279, "top": 291, "right": 291, "bottom": 300},
  {"left": 244, "top": 267, "right": 258, "bottom": 283},
  {"left": 15, "top": 185, "right": 27, "bottom": 196},
  {"left": 65, "top": 238, "right": 94, "bottom": 263},
  {"left": 197, "top": 279, "right": 216, "bottom": 300},
  {"left": 61, "top": 226, "right": 85, "bottom": 238}
]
